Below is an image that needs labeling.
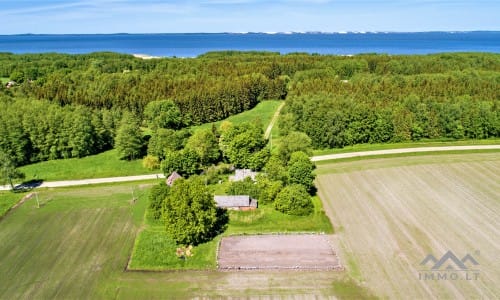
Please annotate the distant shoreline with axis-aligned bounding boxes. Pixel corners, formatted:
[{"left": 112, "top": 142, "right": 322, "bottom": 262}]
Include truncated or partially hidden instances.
[
  {"left": 2, "top": 30, "right": 500, "bottom": 36},
  {"left": 132, "top": 54, "right": 162, "bottom": 60},
  {"left": 1, "top": 31, "right": 499, "bottom": 57}
]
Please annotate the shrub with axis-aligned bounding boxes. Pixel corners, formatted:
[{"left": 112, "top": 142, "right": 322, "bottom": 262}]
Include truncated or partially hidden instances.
[
  {"left": 148, "top": 182, "right": 170, "bottom": 220},
  {"left": 274, "top": 184, "right": 313, "bottom": 216}
]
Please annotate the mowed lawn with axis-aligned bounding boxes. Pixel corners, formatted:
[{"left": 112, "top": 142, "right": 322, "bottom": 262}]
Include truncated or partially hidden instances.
[
  {"left": 316, "top": 153, "right": 500, "bottom": 299},
  {"left": 19, "top": 149, "right": 155, "bottom": 182},
  {"left": 0, "top": 181, "right": 368, "bottom": 299}
]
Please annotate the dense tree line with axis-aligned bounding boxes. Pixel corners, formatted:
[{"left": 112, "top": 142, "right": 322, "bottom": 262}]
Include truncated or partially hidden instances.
[
  {"left": 1, "top": 51, "right": 498, "bottom": 165},
  {"left": 0, "top": 97, "right": 120, "bottom": 165}
]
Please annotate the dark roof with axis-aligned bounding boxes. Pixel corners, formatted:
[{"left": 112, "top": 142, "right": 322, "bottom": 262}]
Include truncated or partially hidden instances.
[
  {"left": 166, "top": 171, "right": 182, "bottom": 186},
  {"left": 214, "top": 195, "right": 257, "bottom": 208}
]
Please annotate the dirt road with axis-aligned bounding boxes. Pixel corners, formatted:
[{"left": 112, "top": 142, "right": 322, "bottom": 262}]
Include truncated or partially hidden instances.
[
  {"left": 311, "top": 145, "right": 500, "bottom": 162},
  {"left": 0, "top": 174, "right": 165, "bottom": 191},
  {"left": 264, "top": 102, "right": 285, "bottom": 139},
  {"left": 2, "top": 145, "right": 498, "bottom": 191}
]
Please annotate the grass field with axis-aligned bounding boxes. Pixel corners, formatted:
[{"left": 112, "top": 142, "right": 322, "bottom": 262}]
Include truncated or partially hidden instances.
[
  {"left": 1, "top": 77, "right": 9, "bottom": 84},
  {"left": 0, "top": 181, "right": 374, "bottom": 299},
  {"left": 191, "top": 100, "right": 283, "bottom": 132},
  {"left": 19, "top": 149, "right": 154, "bottom": 182},
  {"left": 316, "top": 152, "right": 500, "bottom": 299}
]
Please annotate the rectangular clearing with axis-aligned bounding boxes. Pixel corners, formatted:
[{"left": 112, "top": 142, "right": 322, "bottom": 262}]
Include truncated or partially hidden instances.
[
  {"left": 317, "top": 153, "right": 500, "bottom": 299},
  {"left": 217, "top": 234, "right": 342, "bottom": 270}
]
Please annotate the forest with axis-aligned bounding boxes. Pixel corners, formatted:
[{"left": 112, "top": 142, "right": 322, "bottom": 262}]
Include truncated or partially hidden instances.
[{"left": 0, "top": 51, "right": 499, "bottom": 168}]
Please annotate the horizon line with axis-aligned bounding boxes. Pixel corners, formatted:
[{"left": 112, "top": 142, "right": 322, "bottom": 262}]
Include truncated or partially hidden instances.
[{"left": 2, "top": 30, "right": 500, "bottom": 36}]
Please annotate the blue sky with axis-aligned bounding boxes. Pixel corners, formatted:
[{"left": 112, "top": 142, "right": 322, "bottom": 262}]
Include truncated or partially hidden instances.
[{"left": 1, "top": 0, "right": 498, "bottom": 34}]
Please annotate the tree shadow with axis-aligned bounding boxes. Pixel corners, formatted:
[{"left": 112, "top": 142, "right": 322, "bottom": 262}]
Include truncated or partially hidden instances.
[
  {"left": 13, "top": 179, "right": 44, "bottom": 193},
  {"left": 212, "top": 207, "right": 229, "bottom": 237}
]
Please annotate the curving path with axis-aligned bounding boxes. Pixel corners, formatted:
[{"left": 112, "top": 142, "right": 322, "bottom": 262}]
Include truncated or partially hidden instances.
[{"left": 1, "top": 145, "right": 499, "bottom": 191}]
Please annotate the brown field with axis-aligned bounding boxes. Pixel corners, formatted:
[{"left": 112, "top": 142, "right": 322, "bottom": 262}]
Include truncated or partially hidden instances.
[
  {"left": 316, "top": 153, "right": 500, "bottom": 299},
  {"left": 218, "top": 234, "right": 342, "bottom": 270}
]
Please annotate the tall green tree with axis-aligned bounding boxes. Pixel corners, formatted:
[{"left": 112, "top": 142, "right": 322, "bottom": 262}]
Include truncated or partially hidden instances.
[
  {"left": 144, "top": 100, "right": 183, "bottom": 130},
  {"left": 163, "top": 177, "right": 218, "bottom": 245},
  {"left": 277, "top": 131, "right": 313, "bottom": 162},
  {"left": 0, "top": 151, "right": 25, "bottom": 189},
  {"left": 287, "top": 151, "right": 316, "bottom": 191},
  {"left": 185, "top": 128, "right": 220, "bottom": 166},
  {"left": 115, "top": 113, "right": 144, "bottom": 160}
]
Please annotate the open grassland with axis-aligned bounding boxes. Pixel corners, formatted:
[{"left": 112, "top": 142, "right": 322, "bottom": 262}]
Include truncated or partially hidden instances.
[
  {"left": 19, "top": 149, "right": 154, "bottom": 182},
  {"left": 0, "top": 181, "right": 374, "bottom": 299},
  {"left": 316, "top": 153, "right": 500, "bottom": 299},
  {"left": 191, "top": 100, "right": 282, "bottom": 132}
]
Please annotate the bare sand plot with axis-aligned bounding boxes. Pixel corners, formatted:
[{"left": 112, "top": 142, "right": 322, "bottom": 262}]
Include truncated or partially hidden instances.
[
  {"left": 317, "top": 153, "right": 500, "bottom": 299},
  {"left": 218, "top": 234, "right": 342, "bottom": 270}
]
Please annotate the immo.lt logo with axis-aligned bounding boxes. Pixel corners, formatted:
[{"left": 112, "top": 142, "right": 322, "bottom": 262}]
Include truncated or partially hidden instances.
[{"left": 418, "top": 250, "right": 480, "bottom": 281}]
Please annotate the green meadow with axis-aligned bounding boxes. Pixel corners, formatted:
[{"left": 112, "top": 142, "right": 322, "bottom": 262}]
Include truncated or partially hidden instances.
[
  {"left": 190, "top": 100, "right": 282, "bottom": 132},
  {"left": 19, "top": 149, "right": 155, "bottom": 182}
]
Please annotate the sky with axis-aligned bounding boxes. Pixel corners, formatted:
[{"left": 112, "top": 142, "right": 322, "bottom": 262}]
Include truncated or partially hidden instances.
[{"left": 0, "top": 0, "right": 499, "bottom": 34}]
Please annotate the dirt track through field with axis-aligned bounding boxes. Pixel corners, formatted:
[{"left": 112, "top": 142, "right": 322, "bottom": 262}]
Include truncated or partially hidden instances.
[{"left": 317, "top": 153, "right": 500, "bottom": 299}]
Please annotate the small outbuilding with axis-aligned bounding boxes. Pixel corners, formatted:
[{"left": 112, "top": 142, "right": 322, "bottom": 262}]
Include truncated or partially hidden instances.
[
  {"left": 214, "top": 195, "right": 258, "bottom": 211},
  {"left": 166, "top": 171, "right": 182, "bottom": 186}
]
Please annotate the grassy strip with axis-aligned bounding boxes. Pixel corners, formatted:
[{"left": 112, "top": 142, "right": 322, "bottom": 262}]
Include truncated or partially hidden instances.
[
  {"left": 190, "top": 100, "right": 283, "bottom": 132},
  {"left": 1, "top": 77, "right": 9, "bottom": 84},
  {"left": 19, "top": 149, "right": 154, "bottom": 182},
  {"left": 313, "top": 139, "right": 500, "bottom": 156},
  {"left": 0, "top": 192, "right": 27, "bottom": 219},
  {"left": 129, "top": 196, "right": 333, "bottom": 271}
]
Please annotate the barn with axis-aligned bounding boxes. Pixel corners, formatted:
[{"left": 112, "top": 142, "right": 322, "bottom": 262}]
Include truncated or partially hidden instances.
[{"left": 214, "top": 195, "right": 258, "bottom": 211}]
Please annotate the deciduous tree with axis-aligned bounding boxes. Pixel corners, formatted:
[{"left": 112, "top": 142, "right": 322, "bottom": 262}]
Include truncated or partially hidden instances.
[{"left": 163, "top": 177, "right": 218, "bottom": 245}]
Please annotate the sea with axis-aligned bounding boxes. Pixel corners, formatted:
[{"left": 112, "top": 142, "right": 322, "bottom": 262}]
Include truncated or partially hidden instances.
[{"left": 0, "top": 31, "right": 499, "bottom": 57}]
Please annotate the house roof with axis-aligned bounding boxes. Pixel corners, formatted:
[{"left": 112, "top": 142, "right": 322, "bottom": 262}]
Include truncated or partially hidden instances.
[
  {"left": 166, "top": 171, "right": 182, "bottom": 186},
  {"left": 214, "top": 195, "right": 253, "bottom": 208}
]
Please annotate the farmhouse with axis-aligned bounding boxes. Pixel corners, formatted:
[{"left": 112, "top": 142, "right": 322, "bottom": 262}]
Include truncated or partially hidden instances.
[
  {"left": 229, "top": 169, "right": 258, "bottom": 182},
  {"left": 166, "top": 171, "right": 182, "bottom": 186},
  {"left": 214, "top": 195, "right": 258, "bottom": 211}
]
